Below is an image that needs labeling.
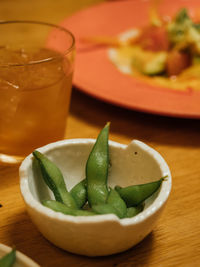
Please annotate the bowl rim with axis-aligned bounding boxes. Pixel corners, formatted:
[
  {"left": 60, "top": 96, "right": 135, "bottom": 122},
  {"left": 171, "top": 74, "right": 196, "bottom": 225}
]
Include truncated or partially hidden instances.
[
  {"left": 19, "top": 138, "right": 172, "bottom": 226},
  {"left": 0, "top": 243, "right": 40, "bottom": 267}
]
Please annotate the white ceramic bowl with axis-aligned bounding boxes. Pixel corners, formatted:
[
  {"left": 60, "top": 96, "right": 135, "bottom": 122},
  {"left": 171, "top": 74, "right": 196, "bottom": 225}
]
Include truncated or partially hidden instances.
[
  {"left": 0, "top": 243, "right": 40, "bottom": 267},
  {"left": 19, "top": 139, "right": 171, "bottom": 257}
]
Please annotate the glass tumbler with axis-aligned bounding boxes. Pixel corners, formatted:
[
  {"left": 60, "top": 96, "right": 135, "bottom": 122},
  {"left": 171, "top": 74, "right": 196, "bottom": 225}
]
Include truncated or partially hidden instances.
[{"left": 0, "top": 20, "right": 75, "bottom": 164}]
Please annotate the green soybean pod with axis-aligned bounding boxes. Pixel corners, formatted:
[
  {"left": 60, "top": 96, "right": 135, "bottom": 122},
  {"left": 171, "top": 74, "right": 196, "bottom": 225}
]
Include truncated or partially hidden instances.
[
  {"left": 33, "top": 151, "right": 77, "bottom": 209},
  {"left": 126, "top": 205, "right": 144, "bottom": 218},
  {"left": 115, "top": 177, "right": 166, "bottom": 207},
  {"left": 70, "top": 179, "right": 87, "bottom": 208},
  {"left": 92, "top": 204, "right": 120, "bottom": 217},
  {"left": 0, "top": 249, "right": 16, "bottom": 267},
  {"left": 43, "top": 200, "right": 96, "bottom": 216},
  {"left": 107, "top": 188, "right": 127, "bottom": 219},
  {"left": 86, "top": 123, "right": 110, "bottom": 206}
]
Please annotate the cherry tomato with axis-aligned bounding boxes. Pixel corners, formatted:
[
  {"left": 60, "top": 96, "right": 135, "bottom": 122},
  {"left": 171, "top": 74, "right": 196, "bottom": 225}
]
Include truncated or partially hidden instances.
[
  {"left": 136, "top": 25, "right": 169, "bottom": 52},
  {"left": 166, "top": 50, "right": 191, "bottom": 76}
]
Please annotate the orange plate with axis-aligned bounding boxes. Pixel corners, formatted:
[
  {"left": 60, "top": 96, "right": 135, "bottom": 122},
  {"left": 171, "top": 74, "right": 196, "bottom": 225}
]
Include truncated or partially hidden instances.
[{"left": 61, "top": 0, "right": 200, "bottom": 118}]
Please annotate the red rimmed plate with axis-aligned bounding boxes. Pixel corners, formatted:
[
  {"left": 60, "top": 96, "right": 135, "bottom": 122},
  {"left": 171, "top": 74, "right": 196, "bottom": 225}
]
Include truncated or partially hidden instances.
[{"left": 61, "top": 0, "right": 200, "bottom": 118}]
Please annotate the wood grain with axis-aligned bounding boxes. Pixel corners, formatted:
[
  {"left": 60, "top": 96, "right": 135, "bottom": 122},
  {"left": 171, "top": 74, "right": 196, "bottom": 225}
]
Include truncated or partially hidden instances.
[{"left": 1, "top": 1, "right": 200, "bottom": 266}]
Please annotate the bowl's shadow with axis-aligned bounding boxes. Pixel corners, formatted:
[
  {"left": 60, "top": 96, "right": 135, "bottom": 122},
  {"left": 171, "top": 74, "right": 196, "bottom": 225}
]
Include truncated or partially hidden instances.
[
  {"left": 89, "top": 232, "right": 154, "bottom": 267},
  {"left": 69, "top": 89, "right": 200, "bottom": 147},
  {"left": 7, "top": 210, "right": 154, "bottom": 267}
]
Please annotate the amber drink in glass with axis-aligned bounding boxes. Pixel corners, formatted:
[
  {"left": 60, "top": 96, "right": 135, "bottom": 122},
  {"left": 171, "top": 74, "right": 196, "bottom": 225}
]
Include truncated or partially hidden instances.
[{"left": 0, "top": 21, "right": 75, "bottom": 164}]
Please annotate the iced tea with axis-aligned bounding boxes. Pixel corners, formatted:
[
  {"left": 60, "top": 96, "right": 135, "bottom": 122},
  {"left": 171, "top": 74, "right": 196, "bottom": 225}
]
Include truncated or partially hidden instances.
[{"left": 0, "top": 46, "right": 74, "bottom": 163}]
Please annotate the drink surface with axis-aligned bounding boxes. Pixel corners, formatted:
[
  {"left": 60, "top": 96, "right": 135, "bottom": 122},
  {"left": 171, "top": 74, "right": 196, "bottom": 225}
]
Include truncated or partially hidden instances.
[{"left": 0, "top": 47, "right": 73, "bottom": 159}]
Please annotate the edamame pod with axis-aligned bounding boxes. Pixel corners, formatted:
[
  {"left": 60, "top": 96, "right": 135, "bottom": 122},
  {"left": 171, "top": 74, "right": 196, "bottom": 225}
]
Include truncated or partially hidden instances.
[
  {"left": 0, "top": 249, "right": 16, "bottom": 267},
  {"left": 70, "top": 179, "right": 87, "bottom": 208},
  {"left": 43, "top": 200, "right": 96, "bottom": 216},
  {"left": 92, "top": 204, "right": 120, "bottom": 217},
  {"left": 126, "top": 205, "right": 144, "bottom": 218},
  {"left": 33, "top": 151, "right": 77, "bottom": 209},
  {"left": 107, "top": 188, "right": 127, "bottom": 218},
  {"left": 115, "top": 177, "right": 166, "bottom": 207},
  {"left": 86, "top": 123, "right": 110, "bottom": 206}
]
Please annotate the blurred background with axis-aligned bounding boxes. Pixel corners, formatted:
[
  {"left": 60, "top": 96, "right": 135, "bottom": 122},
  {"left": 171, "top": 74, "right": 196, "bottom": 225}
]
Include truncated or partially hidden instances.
[{"left": 0, "top": 0, "right": 104, "bottom": 23}]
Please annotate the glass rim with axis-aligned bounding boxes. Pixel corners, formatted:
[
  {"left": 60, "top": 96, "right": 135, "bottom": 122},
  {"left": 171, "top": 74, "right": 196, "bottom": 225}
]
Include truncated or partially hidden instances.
[{"left": 0, "top": 20, "right": 75, "bottom": 67}]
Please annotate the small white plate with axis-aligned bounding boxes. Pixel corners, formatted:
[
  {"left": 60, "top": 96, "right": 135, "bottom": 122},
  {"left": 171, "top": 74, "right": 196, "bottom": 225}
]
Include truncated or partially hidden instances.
[{"left": 0, "top": 244, "right": 40, "bottom": 267}]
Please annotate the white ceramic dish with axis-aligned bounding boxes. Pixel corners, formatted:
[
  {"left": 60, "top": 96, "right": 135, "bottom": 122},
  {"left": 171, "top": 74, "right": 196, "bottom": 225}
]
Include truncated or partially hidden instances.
[
  {"left": 0, "top": 243, "right": 40, "bottom": 267},
  {"left": 19, "top": 138, "right": 171, "bottom": 257}
]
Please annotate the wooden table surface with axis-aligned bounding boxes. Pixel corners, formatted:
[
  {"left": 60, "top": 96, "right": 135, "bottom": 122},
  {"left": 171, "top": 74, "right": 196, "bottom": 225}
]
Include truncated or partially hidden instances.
[{"left": 1, "top": 1, "right": 200, "bottom": 266}]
